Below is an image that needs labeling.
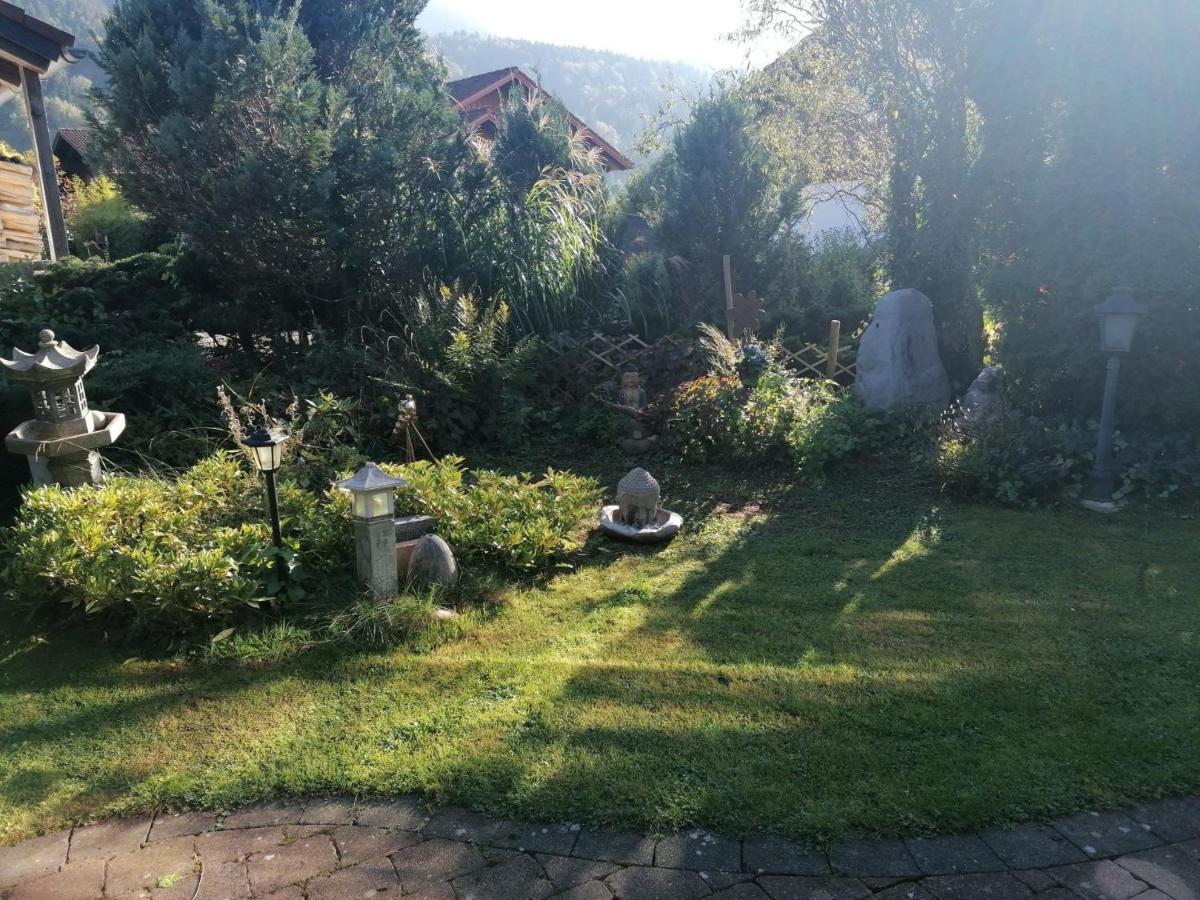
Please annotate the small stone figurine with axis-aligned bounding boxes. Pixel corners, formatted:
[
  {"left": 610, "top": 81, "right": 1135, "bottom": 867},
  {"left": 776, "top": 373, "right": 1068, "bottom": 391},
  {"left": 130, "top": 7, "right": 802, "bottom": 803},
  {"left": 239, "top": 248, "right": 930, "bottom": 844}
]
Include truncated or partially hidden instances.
[
  {"left": 598, "top": 467, "right": 683, "bottom": 544},
  {"left": 616, "top": 466, "right": 660, "bottom": 527},
  {"left": 613, "top": 369, "right": 656, "bottom": 453}
]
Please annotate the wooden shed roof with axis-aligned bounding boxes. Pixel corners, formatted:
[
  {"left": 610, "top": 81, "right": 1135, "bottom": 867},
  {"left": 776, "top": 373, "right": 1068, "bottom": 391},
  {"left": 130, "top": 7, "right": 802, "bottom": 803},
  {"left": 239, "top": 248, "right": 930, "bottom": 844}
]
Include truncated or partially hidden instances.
[{"left": 0, "top": 1, "right": 78, "bottom": 89}]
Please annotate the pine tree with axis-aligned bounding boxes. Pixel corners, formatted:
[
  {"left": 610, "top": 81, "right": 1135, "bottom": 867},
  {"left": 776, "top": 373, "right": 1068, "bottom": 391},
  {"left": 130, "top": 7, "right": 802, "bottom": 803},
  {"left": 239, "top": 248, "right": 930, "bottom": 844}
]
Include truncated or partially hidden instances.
[{"left": 92, "top": 0, "right": 468, "bottom": 339}]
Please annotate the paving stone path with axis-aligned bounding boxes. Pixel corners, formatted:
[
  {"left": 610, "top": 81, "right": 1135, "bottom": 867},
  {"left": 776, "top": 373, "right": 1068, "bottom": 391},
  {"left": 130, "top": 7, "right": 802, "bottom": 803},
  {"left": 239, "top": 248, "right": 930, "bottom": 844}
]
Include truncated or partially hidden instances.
[{"left": 2, "top": 795, "right": 1199, "bottom": 899}]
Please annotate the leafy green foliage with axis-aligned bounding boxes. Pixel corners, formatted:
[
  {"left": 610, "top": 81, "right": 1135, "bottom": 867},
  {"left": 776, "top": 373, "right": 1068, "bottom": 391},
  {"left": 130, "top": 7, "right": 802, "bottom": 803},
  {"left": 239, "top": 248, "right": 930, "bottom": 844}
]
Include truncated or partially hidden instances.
[
  {"left": 382, "top": 456, "right": 600, "bottom": 572},
  {"left": 2, "top": 455, "right": 348, "bottom": 639},
  {"left": 970, "top": 1, "right": 1200, "bottom": 431},
  {"left": 0, "top": 254, "right": 221, "bottom": 474},
  {"left": 93, "top": 0, "right": 467, "bottom": 337},
  {"left": 491, "top": 87, "right": 579, "bottom": 196},
  {"left": 785, "top": 382, "right": 883, "bottom": 475},
  {"left": 933, "top": 414, "right": 1200, "bottom": 507},
  {"left": 666, "top": 360, "right": 882, "bottom": 475},
  {"left": 65, "top": 176, "right": 155, "bottom": 261},
  {"left": 623, "top": 85, "right": 806, "bottom": 329},
  {"left": 370, "top": 287, "right": 542, "bottom": 448}
]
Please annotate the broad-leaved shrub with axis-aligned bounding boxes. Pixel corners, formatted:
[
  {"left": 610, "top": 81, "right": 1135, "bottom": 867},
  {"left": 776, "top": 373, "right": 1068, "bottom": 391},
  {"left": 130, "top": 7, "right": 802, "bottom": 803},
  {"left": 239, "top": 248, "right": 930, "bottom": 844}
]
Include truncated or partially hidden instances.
[
  {"left": 2, "top": 454, "right": 349, "bottom": 639},
  {"left": 382, "top": 456, "right": 599, "bottom": 571}
]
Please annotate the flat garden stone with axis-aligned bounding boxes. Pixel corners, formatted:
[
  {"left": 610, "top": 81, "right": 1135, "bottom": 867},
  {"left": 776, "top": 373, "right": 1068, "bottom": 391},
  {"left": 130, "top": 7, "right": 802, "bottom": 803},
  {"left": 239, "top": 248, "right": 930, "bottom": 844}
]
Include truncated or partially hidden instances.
[
  {"left": 354, "top": 795, "right": 428, "bottom": 830},
  {"left": 488, "top": 819, "right": 579, "bottom": 855},
  {"left": 193, "top": 859, "right": 252, "bottom": 899},
  {"left": 328, "top": 824, "right": 420, "bottom": 866},
  {"left": 829, "top": 839, "right": 920, "bottom": 877},
  {"left": 756, "top": 875, "right": 872, "bottom": 899},
  {"left": 655, "top": 829, "right": 742, "bottom": 871},
  {"left": 150, "top": 810, "right": 220, "bottom": 842},
  {"left": 423, "top": 805, "right": 504, "bottom": 844},
  {"left": 450, "top": 852, "right": 556, "bottom": 899},
  {"left": 105, "top": 835, "right": 199, "bottom": 897},
  {"left": 711, "top": 885, "right": 772, "bottom": 899},
  {"left": 0, "top": 827, "right": 68, "bottom": 885},
  {"left": 905, "top": 833, "right": 1006, "bottom": 874},
  {"left": 980, "top": 823, "right": 1088, "bottom": 869},
  {"left": 1010, "top": 867, "right": 1058, "bottom": 891},
  {"left": 298, "top": 796, "right": 357, "bottom": 825},
  {"left": 391, "top": 837, "right": 486, "bottom": 886},
  {"left": 918, "top": 872, "right": 1033, "bottom": 899},
  {"left": 1128, "top": 797, "right": 1200, "bottom": 843},
  {"left": 743, "top": 835, "right": 829, "bottom": 876},
  {"left": 535, "top": 852, "right": 620, "bottom": 888},
  {"left": 222, "top": 802, "right": 307, "bottom": 830},
  {"left": 69, "top": 816, "right": 151, "bottom": 860},
  {"left": 555, "top": 882, "right": 613, "bottom": 900},
  {"left": 604, "top": 864, "right": 711, "bottom": 899},
  {"left": 1046, "top": 859, "right": 1149, "bottom": 899},
  {"left": 402, "top": 884, "right": 457, "bottom": 900},
  {"left": 573, "top": 829, "right": 657, "bottom": 866},
  {"left": 1116, "top": 844, "right": 1200, "bottom": 899},
  {"left": 872, "top": 884, "right": 936, "bottom": 900},
  {"left": 7, "top": 858, "right": 104, "bottom": 900},
  {"left": 197, "top": 826, "right": 294, "bottom": 863},
  {"left": 861, "top": 876, "right": 911, "bottom": 890},
  {"left": 1054, "top": 810, "right": 1162, "bottom": 858},
  {"left": 1181, "top": 837, "right": 1200, "bottom": 861},
  {"left": 700, "top": 871, "right": 755, "bottom": 891},
  {"left": 245, "top": 834, "right": 337, "bottom": 894},
  {"left": 305, "top": 856, "right": 401, "bottom": 900}
]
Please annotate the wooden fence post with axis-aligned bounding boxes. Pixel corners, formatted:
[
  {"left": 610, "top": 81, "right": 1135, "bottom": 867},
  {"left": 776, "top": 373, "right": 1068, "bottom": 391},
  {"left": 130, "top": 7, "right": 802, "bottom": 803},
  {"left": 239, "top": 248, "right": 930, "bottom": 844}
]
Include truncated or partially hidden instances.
[
  {"left": 722, "top": 254, "right": 735, "bottom": 339},
  {"left": 826, "top": 319, "right": 842, "bottom": 380},
  {"left": 22, "top": 69, "right": 67, "bottom": 260}
]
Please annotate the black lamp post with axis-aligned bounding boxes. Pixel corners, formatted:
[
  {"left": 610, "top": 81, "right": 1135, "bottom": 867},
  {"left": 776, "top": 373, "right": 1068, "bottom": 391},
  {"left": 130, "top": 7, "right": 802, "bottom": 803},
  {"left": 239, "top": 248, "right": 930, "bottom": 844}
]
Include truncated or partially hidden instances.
[
  {"left": 1083, "top": 283, "right": 1142, "bottom": 511},
  {"left": 242, "top": 426, "right": 289, "bottom": 575}
]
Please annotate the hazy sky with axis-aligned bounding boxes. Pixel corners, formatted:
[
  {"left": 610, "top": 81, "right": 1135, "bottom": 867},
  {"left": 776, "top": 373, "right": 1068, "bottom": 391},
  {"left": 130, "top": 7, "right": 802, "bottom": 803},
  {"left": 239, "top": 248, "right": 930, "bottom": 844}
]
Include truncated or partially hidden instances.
[{"left": 417, "top": 0, "right": 792, "bottom": 70}]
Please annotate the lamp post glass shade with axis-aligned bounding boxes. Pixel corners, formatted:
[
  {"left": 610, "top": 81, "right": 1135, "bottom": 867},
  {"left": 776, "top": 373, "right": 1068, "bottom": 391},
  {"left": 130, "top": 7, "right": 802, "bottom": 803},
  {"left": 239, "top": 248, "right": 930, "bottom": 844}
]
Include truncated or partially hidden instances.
[
  {"left": 242, "top": 426, "right": 288, "bottom": 472},
  {"left": 336, "top": 462, "right": 406, "bottom": 522},
  {"left": 1096, "top": 284, "right": 1142, "bottom": 353}
]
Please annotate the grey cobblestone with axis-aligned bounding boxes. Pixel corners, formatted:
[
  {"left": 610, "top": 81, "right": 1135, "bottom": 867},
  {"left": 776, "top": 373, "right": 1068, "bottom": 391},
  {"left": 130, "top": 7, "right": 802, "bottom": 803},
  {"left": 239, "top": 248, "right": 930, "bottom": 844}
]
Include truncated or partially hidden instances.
[{"left": 1, "top": 795, "right": 1198, "bottom": 899}]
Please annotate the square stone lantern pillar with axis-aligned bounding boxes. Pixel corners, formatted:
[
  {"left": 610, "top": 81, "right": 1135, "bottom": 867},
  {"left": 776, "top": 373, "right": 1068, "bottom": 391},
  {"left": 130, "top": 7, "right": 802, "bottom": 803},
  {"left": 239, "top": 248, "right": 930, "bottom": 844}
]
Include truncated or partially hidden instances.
[
  {"left": 1, "top": 329, "right": 125, "bottom": 487},
  {"left": 336, "top": 462, "right": 406, "bottom": 599}
]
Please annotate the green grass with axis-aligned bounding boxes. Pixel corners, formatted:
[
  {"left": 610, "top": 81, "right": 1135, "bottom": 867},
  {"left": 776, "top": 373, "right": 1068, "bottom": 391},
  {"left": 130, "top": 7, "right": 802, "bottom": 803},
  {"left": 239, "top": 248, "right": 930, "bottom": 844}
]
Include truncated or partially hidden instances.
[{"left": 2, "top": 463, "right": 1198, "bottom": 846}]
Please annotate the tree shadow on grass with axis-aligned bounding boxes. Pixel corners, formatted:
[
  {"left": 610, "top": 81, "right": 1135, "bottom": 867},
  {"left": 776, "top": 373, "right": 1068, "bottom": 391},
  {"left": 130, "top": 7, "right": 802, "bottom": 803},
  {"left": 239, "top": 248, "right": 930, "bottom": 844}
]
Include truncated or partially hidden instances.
[{"left": 418, "top": 492, "right": 1200, "bottom": 839}]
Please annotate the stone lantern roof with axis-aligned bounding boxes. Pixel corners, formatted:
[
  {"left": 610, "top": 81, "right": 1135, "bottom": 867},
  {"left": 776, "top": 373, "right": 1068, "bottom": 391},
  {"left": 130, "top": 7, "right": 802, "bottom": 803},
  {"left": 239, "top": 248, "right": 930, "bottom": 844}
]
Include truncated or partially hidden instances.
[
  {"left": 336, "top": 462, "right": 406, "bottom": 493},
  {"left": 0, "top": 329, "right": 98, "bottom": 383}
]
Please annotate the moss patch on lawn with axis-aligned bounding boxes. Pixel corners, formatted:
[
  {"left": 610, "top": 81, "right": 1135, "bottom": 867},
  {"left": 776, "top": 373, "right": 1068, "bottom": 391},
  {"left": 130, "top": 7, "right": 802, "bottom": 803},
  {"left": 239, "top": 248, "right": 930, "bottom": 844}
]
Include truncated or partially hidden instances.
[{"left": 2, "top": 467, "right": 1198, "bottom": 845}]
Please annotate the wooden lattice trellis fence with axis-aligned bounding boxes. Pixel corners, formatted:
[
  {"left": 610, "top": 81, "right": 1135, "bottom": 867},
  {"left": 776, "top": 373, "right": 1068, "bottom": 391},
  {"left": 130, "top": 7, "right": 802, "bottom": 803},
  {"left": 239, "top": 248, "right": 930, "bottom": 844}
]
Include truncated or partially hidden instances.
[
  {"left": 777, "top": 320, "right": 858, "bottom": 382},
  {"left": 546, "top": 321, "right": 856, "bottom": 389}
]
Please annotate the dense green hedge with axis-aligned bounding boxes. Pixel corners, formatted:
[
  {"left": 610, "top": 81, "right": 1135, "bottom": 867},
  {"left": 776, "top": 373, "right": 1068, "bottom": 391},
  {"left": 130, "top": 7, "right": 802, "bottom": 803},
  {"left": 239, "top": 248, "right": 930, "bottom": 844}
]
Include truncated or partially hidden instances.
[{"left": 2, "top": 452, "right": 600, "bottom": 645}]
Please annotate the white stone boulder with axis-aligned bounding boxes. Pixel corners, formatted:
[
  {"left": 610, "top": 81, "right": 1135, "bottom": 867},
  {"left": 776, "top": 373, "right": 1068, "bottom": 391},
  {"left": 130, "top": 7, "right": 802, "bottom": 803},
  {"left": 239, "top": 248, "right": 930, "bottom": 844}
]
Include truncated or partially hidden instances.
[{"left": 855, "top": 289, "right": 951, "bottom": 410}]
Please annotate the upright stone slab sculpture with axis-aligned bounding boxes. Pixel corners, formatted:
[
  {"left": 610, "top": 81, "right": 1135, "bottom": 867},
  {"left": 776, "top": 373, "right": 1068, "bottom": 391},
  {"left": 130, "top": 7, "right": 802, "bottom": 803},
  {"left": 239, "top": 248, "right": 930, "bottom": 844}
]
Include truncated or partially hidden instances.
[
  {"left": 855, "top": 289, "right": 951, "bottom": 410},
  {"left": 1, "top": 329, "right": 125, "bottom": 487}
]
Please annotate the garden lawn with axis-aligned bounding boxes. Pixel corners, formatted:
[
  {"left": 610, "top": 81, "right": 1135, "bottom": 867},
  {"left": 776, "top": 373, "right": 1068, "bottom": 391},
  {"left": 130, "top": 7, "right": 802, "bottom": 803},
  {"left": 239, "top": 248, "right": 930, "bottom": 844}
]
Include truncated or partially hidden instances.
[{"left": 2, "top": 469, "right": 1198, "bottom": 846}]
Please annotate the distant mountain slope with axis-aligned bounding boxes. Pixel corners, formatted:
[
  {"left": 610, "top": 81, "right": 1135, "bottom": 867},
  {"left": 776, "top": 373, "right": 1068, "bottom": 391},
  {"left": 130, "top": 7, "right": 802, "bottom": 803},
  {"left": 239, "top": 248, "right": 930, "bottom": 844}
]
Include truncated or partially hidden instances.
[
  {"left": 428, "top": 31, "right": 709, "bottom": 161},
  {"left": 0, "top": 0, "right": 709, "bottom": 165}
]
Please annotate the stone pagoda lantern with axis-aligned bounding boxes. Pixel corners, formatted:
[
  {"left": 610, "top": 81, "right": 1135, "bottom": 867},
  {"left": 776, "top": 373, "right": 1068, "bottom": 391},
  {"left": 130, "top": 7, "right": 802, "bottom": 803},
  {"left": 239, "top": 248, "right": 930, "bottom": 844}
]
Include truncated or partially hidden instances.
[{"left": 1, "top": 329, "right": 126, "bottom": 487}]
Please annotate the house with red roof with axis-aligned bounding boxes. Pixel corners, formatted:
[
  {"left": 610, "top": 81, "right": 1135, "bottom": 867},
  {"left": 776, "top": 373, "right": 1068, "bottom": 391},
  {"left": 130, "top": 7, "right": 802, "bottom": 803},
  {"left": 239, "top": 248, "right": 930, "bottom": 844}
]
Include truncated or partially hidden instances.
[{"left": 447, "top": 67, "right": 634, "bottom": 172}]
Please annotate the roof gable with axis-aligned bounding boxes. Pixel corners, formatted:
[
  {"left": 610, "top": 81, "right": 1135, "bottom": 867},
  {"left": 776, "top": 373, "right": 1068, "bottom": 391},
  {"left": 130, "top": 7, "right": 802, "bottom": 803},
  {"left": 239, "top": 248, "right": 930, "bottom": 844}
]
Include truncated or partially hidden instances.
[{"left": 446, "top": 66, "right": 633, "bottom": 171}]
